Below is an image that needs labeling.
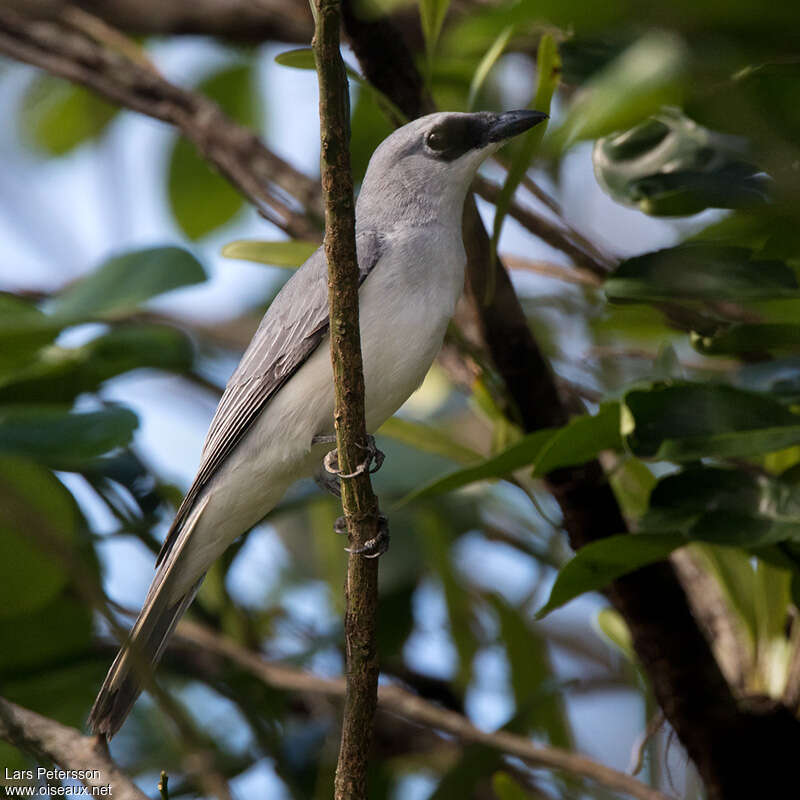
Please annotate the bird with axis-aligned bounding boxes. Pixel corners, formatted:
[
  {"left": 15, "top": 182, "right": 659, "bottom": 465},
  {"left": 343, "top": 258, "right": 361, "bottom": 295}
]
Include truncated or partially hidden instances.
[{"left": 88, "top": 108, "right": 548, "bottom": 738}]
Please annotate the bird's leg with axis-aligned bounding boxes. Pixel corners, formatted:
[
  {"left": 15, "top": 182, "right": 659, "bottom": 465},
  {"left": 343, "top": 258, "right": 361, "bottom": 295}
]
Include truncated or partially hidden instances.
[{"left": 311, "top": 433, "right": 389, "bottom": 556}]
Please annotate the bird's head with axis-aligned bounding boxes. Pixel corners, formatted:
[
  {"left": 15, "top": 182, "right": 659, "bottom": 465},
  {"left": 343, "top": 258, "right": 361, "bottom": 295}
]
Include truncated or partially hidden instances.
[{"left": 357, "top": 110, "right": 548, "bottom": 229}]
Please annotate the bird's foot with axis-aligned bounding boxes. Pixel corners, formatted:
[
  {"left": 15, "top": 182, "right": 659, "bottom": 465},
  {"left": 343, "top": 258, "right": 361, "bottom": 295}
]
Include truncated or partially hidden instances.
[
  {"left": 312, "top": 433, "right": 385, "bottom": 480},
  {"left": 342, "top": 512, "right": 390, "bottom": 558}
]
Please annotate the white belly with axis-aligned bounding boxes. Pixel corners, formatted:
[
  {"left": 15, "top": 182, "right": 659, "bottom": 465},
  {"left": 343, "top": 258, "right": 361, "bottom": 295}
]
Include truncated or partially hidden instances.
[{"left": 173, "top": 224, "right": 465, "bottom": 585}]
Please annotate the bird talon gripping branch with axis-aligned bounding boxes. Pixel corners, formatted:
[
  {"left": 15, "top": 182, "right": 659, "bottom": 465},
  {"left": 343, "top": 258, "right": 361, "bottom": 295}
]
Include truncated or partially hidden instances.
[
  {"left": 319, "top": 434, "right": 384, "bottom": 480},
  {"left": 344, "top": 513, "right": 390, "bottom": 558}
]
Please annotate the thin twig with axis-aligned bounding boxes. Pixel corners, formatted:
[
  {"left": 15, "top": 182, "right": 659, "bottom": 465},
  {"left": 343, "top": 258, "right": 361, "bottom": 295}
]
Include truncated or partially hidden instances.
[
  {"left": 313, "top": 2, "right": 382, "bottom": 798},
  {"left": 0, "top": 698, "right": 147, "bottom": 800},
  {"left": 173, "top": 621, "right": 675, "bottom": 800},
  {"left": 0, "top": 6, "right": 323, "bottom": 239}
]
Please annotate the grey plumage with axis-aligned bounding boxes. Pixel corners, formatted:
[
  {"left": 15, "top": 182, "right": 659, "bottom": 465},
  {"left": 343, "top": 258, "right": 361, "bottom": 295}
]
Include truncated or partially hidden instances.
[{"left": 88, "top": 109, "right": 547, "bottom": 739}]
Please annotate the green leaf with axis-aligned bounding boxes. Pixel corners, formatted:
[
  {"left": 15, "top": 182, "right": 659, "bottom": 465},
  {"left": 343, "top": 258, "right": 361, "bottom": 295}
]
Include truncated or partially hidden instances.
[
  {"left": 275, "top": 49, "right": 407, "bottom": 124},
  {"left": 53, "top": 247, "right": 206, "bottom": 319},
  {"left": 20, "top": 75, "right": 118, "bottom": 156},
  {"left": 405, "top": 403, "right": 621, "bottom": 501},
  {"left": 0, "top": 457, "right": 77, "bottom": 617},
  {"left": 168, "top": 64, "right": 258, "bottom": 239},
  {"left": 694, "top": 324, "right": 800, "bottom": 356},
  {"left": 623, "top": 382, "right": 800, "bottom": 461},
  {"left": 643, "top": 466, "right": 800, "bottom": 548},
  {"left": 593, "top": 108, "right": 768, "bottom": 216},
  {"left": 0, "top": 295, "right": 62, "bottom": 376},
  {"left": 536, "top": 533, "right": 685, "bottom": 619},
  {"left": 595, "top": 608, "right": 635, "bottom": 661},
  {"left": 491, "top": 772, "right": 538, "bottom": 800},
  {"left": 419, "top": 0, "right": 452, "bottom": 69},
  {"left": 605, "top": 244, "right": 797, "bottom": 304},
  {"left": 489, "top": 34, "right": 559, "bottom": 287},
  {"left": 221, "top": 239, "right": 318, "bottom": 268},
  {"left": 491, "top": 596, "right": 571, "bottom": 746},
  {"left": 378, "top": 416, "right": 481, "bottom": 465},
  {"left": 0, "top": 406, "right": 138, "bottom": 467},
  {"left": 0, "top": 324, "right": 194, "bottom": 403},
  {"left": 550, "top": 31, "right": 687, "bottom": 151},
  {"left": 467, "top": 25, "right": 515, "bottom": 111}
]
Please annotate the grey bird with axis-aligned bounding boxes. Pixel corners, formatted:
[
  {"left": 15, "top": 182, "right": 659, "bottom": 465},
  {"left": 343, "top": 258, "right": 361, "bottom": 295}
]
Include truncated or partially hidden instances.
[{"left": 88, "top": 109, "right": 547, "bottom": 738}]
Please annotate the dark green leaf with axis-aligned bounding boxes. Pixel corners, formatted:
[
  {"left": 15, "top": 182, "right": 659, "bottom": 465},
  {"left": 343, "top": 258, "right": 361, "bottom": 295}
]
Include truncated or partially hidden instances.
[
  {"left": 623, "top": 382, "right": 800, "bottom": 460},
  {"left": 20, "top": 75, "right": 117, "bottom": 156},
  {"left": 53, "top": 247, "right": 206, "bottom": 318},
  {"left": 694, "top": 324, "right": 800, "bottom": 356},
  {"left": 0, "top": 324, "right": 194, "bottom": 403},
  {"left": 491, "top": 773, "right": 538, "bottom": 800},
  {"left": 605, "top": 244, "right": 797, "bottom": 303},
  {"left": 551, "top": 32, "right": 687, "bottom": 150},
  {"left": 0, "top": 406, "right": 138, "bottom": 467},
  {"left": 378, "top": 416, "right": 481, "bottom": 465},
  {"left": 167, "top": 64, "right": 258, "bottom": 239},
  {"left": 405, "top": 404, "right": 621, "bottom": 501},
  {"left": 0, "top": 458, "right": 77, "bottom": 617},
  {"left": 536, "top": 533, "right": 685, "bottom": 619}
]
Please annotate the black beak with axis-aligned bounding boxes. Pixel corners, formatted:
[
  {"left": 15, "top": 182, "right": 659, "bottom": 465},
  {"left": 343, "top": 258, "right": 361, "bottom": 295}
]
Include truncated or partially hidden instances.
[{"left": 487, "top": 109, "right": 549, "bottom": 143}]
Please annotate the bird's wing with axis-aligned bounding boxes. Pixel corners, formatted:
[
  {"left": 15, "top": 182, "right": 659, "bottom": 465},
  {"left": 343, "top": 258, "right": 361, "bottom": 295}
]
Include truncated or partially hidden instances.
[{"left": 156, "top": 231, "right": 385, "bottom": 567}]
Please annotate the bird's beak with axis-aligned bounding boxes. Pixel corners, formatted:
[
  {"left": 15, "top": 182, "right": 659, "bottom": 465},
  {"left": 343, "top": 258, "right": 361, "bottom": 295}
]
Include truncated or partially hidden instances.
[{"left": 487, "top": 110, "right": 549, "bottom": 143}]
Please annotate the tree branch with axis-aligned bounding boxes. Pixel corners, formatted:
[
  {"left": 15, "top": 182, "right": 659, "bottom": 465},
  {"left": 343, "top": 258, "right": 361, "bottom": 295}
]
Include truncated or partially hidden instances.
[
  {"left": 0, "top": 697, "right": 148, "bottom": 800},
  {"left": 173, "top": 621, "right": 673, "bottom": 800},
  {"left": 313, "top": 1, "right": 381, "bottom": 797},
  {"left": 0, "top": 6, "right": 323, "bottom": 239}
]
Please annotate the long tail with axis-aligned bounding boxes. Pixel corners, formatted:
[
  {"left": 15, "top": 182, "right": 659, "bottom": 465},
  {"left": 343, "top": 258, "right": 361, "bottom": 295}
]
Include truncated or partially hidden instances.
[{"left": 89, "top": 496, "right": 210, "bottom": 739}]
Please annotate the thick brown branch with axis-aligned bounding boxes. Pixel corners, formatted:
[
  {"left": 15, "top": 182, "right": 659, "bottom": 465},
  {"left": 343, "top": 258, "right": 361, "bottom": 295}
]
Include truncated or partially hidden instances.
[
  {"left": 0, "top": 6, "right": 323, "bottom": 239},
  {"left": 0, "top": 697, "right": 148, "bottom": 800},
  {"left": 174, "top": 621, "right": 673, "bottom": 800},
  {"left": 313, "top": 2, "right": 381, "bottom": 798}
]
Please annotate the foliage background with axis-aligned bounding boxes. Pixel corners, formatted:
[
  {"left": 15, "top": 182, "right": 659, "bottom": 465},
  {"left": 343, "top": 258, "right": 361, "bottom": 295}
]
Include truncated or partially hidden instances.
[{"left": 2, "top": 0, "right": 800, "bottom": 798}]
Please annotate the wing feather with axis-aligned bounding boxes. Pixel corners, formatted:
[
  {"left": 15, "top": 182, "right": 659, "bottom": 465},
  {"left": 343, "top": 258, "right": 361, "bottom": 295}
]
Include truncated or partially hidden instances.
[{"left": 156, "top": 232, "right": 384, "bottom": 566}]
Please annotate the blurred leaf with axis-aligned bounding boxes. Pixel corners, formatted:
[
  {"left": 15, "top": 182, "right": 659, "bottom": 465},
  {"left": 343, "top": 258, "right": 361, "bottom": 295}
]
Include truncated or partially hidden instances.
[
  {"left": 467, "top": 25, "right": 515, "bottom": 111},
  {"left": 419, "top": 0, "right": 452, "bottom": 69},
  {"left": 430, "top": 745, "right": 502, "bottom": 800},
  {"left": 0, "top": 406, "right": 138, "bottom": 467},
  {"left": 595, "top": 608, "right": 636, "bottom": 661},
  {"left": 406, "top": 403, "right": 621, "bottom": 501},
  {"left": 489, "top": 34, "right": 558, "bottom": 282},
  {"left": 735, "top": 359, "right": 800, "bottom": 403},
  {"left": 221, "top": 239, "right": 318, "bottom": 267},
  {"left": 53, "top": 246, "right": 206, "bottom": 318},
  {"left": 416, "top": 510, "right": 477, "bottom": 687},
  {"left": 491, "top": 596, "right": 571, "bottom": 746},
  {"left": 350, "top": 84, "right": 396, "bottom": 184},
  {"left": 0, "top": 295, "right": 62, "bottom": 376},
  {"left": 20, "top": 75, "right": 117, "bottom": 156},
  {"left": 536, "top": 534, "right": 685, "bottom": 619},
  {"left": 594, "top": 108, "right": 768, "bottom": 216},
  {"left": 623, "top": 382, "right": 800, "bottom": 461},
  {"left": 605, "top": 244, "right": 797, "bottom": 303},
  {"left": 492, "top": 772, "right": 538, "bottom": 800},
  {"left": 694, "top": 324, "right": 800, "bottom": 356},
  {"left": 551, "top": 31, "right": 687, "bottom": 150},
  {"left": 378, "top": 416, "right": 481, "bottom": 465},
  {"left": 0, "top": 324, "right": 194, "bottom": 403},
  {"left": 609, "top": 457, "right": 656, "bottom": 520},
  {"left": 275, "top": 49, "right": 407, "bottom": 123},
  {"left": 168, "top": 64, "right": 257, "bottom": 239},
  {"left": 0, "top": 457, "right": 77, "bottom": 617},
  {"left": 0, "top": 594, "right": 92, "bottom": 672}
]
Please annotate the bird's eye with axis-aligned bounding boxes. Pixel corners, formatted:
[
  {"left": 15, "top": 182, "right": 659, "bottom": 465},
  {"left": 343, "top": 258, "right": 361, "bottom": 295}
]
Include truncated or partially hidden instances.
[{"left": 426, "top": 130, "right": 447, "bottom": 151}]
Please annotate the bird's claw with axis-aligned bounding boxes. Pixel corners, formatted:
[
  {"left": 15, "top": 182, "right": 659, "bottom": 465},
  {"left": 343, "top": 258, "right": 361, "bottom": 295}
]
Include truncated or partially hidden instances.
[
  {"left": 343, "top": 513, "right": 390, "bottom": 558},
  {"left": 315, "top": 434, "right": 385, "bottom": 480}
]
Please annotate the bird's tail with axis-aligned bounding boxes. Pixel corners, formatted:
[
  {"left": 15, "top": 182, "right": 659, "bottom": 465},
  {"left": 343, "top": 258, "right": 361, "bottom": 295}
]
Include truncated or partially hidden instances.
[
  {"left": 88, "top": 570, "right": 202, "bottom": 739},
  {"left": 89, "top": 497, "right": 210, "bottom": 739}
]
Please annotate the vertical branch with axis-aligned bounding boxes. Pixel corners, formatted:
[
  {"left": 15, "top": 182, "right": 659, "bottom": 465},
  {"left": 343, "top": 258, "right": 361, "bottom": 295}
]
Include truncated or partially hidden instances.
[{"left": 312, "top": 2, "right": 381, "bottom": 798}]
